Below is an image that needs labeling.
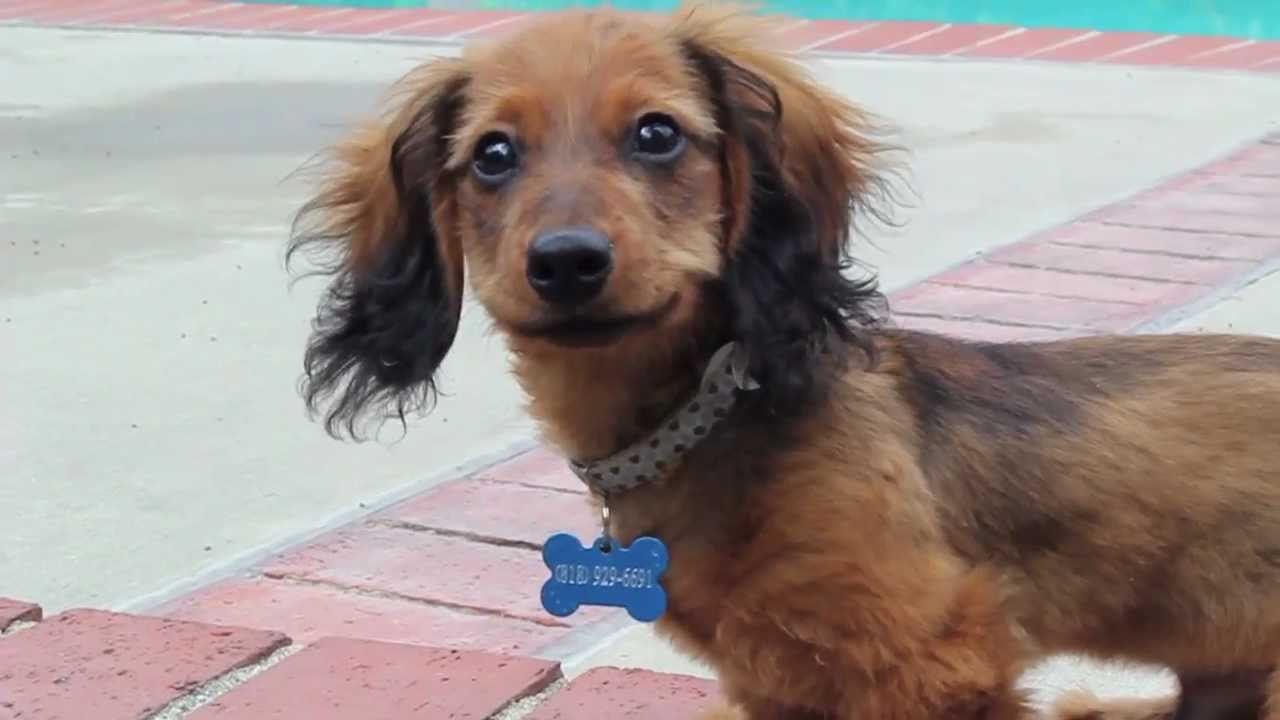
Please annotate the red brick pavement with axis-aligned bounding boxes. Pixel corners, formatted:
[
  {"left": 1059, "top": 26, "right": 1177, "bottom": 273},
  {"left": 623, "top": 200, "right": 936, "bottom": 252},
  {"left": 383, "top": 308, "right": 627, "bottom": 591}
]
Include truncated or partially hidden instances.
[
  {"left": 5, "top": 0, "right": 1280, "bottom": 72},
  {"left": 0, "top": 602, "right": 718, "bottom": 719}
]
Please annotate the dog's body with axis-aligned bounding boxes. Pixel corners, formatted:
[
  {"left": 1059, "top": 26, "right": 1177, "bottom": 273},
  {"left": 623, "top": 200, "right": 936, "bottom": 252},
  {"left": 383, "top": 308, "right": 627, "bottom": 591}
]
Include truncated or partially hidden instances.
[
  {"left": 288, "top": 5, "right": 1280, "bottom": 718},
  {"left": 608, "top": 330, "right": 1280, "bottom": 719}
]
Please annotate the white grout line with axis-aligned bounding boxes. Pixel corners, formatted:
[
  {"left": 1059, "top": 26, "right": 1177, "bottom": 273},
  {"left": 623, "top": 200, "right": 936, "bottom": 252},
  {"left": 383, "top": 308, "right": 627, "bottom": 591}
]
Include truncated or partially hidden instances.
[
  {"left": 450, "top": 12, "right": 529, "bottom": 40},
  {"left": 1024, "top": 30, "right": 1099, "bottom": 58},
  {"left": 1183, "top": 38, "right": 1254, "bottom": 61},
  {"left": 382, "top": 12, "right": 458, "bottom": 36},
  {"left": 166, "top": 2, "right": 243, "bottom": 24},
  {"left": 947, "top": 26, "right": 1024, "bottom": 56},
  {"left": 797, "top": 21, "right": 879, "bottom": 53},
  {"left": 1095, "top": 34, "right": 1176, "bottom": 62},
  {"left": 771, "top": 17, "right": 808, "bottom": 35},
  {"left": 81, "top": 0, "right": 199, "bottom": 23},
  {"left": 223, "top": 4, "right": 299, "bottom": 27},
  {"left": 41, "top": 0, "right": 135, "bottom": 21},
  {"left": 878, "top": 23, "right": 951, "bottom": 52}
]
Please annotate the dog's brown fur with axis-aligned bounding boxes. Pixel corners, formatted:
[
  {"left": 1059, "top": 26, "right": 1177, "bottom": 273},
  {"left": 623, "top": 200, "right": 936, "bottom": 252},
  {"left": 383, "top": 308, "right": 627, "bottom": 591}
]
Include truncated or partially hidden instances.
[{"left": 287, "top": 5, "right": 1280, "bottom": 719}]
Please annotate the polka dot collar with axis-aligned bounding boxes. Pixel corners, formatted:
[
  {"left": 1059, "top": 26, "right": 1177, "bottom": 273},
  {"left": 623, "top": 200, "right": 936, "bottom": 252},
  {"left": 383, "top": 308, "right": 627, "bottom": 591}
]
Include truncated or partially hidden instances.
[{"left": 568, "top": 342, "right": 759, "bottom": 497}]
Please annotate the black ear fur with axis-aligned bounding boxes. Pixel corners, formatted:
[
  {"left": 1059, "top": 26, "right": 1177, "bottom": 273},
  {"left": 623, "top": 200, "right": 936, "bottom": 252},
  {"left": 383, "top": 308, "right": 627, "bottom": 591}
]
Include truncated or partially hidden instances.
[
  {"left": 682, "top": 44, "right": 889, "bottom": 416},
  {"left": 287, "top": 78, "right": 468, "bottom": 440}
]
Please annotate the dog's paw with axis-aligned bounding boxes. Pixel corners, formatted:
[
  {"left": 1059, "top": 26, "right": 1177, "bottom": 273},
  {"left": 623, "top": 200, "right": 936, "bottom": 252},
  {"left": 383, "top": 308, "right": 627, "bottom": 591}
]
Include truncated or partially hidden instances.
[{"left": 1046, "top": 690, "right": 1175, "bottom": 720}]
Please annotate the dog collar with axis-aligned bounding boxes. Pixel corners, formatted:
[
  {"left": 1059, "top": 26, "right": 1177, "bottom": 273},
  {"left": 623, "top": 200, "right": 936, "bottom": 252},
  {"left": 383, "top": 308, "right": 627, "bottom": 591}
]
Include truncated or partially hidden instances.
[{"left": 568, "top": 342, "right": 759, "bottom": 497}]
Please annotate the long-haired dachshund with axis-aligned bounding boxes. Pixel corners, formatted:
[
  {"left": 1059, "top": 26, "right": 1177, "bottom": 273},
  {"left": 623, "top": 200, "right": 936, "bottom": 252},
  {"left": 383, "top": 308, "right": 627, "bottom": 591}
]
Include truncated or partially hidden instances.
[{"left": 287, "top": 5, "right": 1280, "bottom": 719}]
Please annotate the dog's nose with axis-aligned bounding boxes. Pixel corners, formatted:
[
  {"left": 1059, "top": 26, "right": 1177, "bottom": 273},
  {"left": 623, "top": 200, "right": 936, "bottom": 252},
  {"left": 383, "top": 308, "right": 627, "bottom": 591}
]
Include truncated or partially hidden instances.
[{"left": 526, "top": 227, "right": 613, "bottom": 305}]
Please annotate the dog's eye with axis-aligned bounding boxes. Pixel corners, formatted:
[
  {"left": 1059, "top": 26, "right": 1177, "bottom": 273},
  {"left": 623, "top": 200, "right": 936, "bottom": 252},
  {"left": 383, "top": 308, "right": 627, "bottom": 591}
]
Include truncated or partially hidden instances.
[
  {"left": 633, "top": 113, "right": 684, "bottom": 161},
  {"left": 472, "top": 132, "right": 519, "bottom": 184}
]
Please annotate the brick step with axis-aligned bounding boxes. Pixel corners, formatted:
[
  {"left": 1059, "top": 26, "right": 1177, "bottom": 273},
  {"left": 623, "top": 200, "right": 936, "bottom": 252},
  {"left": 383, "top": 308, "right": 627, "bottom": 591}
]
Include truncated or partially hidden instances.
[{"left": 0, "top": 598, "right": 720, "bottom": 719}]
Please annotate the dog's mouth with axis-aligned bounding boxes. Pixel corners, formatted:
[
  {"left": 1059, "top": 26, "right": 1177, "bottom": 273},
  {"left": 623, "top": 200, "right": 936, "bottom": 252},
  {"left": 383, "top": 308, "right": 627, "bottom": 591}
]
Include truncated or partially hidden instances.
[{"left": 515, "top": 294, "right": 680, "bottom": 348}]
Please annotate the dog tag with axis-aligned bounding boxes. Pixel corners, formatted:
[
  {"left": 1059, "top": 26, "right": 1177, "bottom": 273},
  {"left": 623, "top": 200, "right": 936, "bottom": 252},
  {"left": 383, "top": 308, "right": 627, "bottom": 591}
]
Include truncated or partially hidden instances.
[{"left": 540, "top": 533, "right": 669, "bottom": 622}]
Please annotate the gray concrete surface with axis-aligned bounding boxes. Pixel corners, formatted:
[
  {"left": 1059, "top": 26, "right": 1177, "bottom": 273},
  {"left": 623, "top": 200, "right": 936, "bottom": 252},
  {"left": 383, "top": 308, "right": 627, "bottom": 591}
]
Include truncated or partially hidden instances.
[
  {"left": 3, "top": 25, "right": 1280, "bottom": 620},
  {"left": 1170, "top": 267, "right": 1280, "bottom": 336}
]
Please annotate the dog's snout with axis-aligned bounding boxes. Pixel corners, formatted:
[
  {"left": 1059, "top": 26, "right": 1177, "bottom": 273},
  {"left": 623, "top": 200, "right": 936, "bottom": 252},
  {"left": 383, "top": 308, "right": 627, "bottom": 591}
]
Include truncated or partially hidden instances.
[{"left": 526, "top": 227, "right": 613, "bottom": 305}]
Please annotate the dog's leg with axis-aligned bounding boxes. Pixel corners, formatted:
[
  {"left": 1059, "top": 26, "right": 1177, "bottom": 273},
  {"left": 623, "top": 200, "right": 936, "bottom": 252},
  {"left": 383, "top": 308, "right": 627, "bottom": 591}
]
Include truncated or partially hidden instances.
[
  {"left": 712, "top": 567, "right": 1033, "bottom": 720},
  {"left": 1174, "top": 672, "right": 1267, "bottom": 720}
]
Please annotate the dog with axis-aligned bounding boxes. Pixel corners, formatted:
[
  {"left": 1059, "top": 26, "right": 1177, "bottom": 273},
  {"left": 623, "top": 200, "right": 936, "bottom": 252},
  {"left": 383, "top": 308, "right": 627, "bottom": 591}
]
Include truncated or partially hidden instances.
[{"left": 286, "top": 5, "right": 1280, "bottom": 718}]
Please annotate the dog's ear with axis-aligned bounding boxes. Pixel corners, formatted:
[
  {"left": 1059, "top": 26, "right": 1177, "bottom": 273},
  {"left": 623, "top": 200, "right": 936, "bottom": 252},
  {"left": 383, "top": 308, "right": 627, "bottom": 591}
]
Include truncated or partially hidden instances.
[
  {"left": 287, "top": 60, "right": 470, "bottom": 439},
  {"left": 676, "top": 6, "right": 898, "bottom": 413}
]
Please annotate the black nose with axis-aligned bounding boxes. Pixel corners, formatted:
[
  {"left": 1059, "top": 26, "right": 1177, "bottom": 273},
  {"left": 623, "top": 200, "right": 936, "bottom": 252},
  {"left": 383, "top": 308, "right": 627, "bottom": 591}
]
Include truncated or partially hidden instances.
[{"left": 526, "top": 227, "right": 613, "bottom": 305}]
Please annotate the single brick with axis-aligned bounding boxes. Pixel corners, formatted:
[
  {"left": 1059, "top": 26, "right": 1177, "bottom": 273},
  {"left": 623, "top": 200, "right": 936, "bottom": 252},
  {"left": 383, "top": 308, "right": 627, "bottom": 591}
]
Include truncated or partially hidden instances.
[
  {"left": 189, "top": 637, "right": 560, "bottom": 720},
  {"left": 528, "top": 667, "right": 722, "bottom": 719},
  {"left": 934, "top": 262, "right": 1193, "bottom": 306},
  {"left": 0, "top": 597, "right": 41, "bottom": 629},
  {"left": 891, "top": 283, "right": 1150, "bottom": 332},
  {"left": 812, "top": 21, "right": 942, "bottom": 52},
  {"left": 1030, "top": 32, "right": 1169, "bottom": 61},
  {"left": 262, "top": 525, "right": 613, "bottom": 626},
  {"left": 956, "top": 28, "right": 1089, "bottom": 58},
  {"left": 985, "top": 241, "right": 1252, "bottom": 284},
  {"left": 1047, "top": 222, "right": 1280, "bottom": 261},
  {"left": 155, "top": 577, "right": 569, "bottom": 655},
  {"left": 477, "top": 447, "right": 585, "bottom": 493},
  {"left": 892, "top": 315, "right": 1082, "bottom": 343},
  {"left": 0, "top": 609, "right": 287, "bottom": 719},
  {"left": 379, "top": 478, "right": 599, "bottom": 548},
  {"left": 1095, "top": 205, "right": 1280, "bottom": 240}
]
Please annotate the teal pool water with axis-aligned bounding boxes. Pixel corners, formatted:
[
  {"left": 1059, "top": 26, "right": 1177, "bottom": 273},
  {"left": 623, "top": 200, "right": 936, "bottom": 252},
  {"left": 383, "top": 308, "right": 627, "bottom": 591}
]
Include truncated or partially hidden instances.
[{"left": 246, "top": 0, "right": 1279, "bottom": 40}]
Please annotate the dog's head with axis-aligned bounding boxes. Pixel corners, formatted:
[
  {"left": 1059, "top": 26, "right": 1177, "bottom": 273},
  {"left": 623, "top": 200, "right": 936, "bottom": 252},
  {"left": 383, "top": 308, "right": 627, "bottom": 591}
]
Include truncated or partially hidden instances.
[{"left": 289, "top": 5, "right": 897, "bottom": 439}]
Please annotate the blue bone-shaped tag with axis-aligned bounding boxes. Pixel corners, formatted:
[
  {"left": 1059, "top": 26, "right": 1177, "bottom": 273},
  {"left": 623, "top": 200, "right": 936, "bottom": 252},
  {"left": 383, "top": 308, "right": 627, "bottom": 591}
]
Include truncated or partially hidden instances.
[{"left": 540, "top": 533, "right": 669, "bottom": 622}]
